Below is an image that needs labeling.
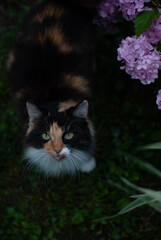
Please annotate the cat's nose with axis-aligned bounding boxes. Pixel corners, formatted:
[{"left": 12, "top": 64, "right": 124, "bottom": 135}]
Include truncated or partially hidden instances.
[{"left": 54, "top": 147, "right": 62, "bottom": 154}]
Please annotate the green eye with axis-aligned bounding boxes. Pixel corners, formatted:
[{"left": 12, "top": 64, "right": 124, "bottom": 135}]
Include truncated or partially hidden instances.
[
  {"left": 64, "top": 132, "right": 74, "bottom": 140},
  {"left": 42, "top": 133, "right": 51, "bottom": 141}
]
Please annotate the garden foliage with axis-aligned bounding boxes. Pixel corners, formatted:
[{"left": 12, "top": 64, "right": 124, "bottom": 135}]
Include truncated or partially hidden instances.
[{"left": 1, "top": 1, "right": 161, "bottom": 239}]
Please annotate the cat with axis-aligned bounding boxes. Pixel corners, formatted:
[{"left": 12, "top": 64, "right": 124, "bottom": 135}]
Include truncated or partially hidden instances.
[{"left": 7, "top": 0, "right": 100, "bottom": 177}]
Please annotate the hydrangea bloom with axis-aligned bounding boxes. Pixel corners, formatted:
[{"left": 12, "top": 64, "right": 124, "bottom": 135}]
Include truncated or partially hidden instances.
[
  {"left": 156, "top": 90, "right": 161, "bottom": 109},
  {"left": 117, "top": 35, "right": 161, "bottom": 84},
  {"left": 93, "top": 0, "right": 119, "bottom": 32},
  {"left": 119, "top": 0, "right": 150, "bottom": 21},
  {"left": 142, "top": 8, "right": 161, "bottom": 45}
]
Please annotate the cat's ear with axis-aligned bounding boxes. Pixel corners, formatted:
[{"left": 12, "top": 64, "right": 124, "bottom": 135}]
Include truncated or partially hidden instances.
[
  {"left": 72, "top": 100, "right": 88, "bottom": 118},
  {"left": 26, "top": 102, "right": 42, "bottom": 122}
]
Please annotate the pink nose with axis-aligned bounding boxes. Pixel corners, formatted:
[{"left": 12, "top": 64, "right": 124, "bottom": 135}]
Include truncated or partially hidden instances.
[{"left": 54, "top": 148, "right": 62, "bottom": 154}]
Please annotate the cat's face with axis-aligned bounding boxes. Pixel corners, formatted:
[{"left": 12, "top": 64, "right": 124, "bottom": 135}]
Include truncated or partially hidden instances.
[{"left": 24, "top": 100, "right": 95, "bottom": 176}]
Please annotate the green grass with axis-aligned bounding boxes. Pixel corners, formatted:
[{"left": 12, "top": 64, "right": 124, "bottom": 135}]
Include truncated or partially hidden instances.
[{"left": 1, "top": 1, "right": 161, "bottom": 240}]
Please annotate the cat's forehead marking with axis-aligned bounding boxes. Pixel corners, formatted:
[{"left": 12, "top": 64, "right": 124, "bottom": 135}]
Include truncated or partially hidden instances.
[
  {"left": 58, "top": 100, "right": 78, "bottom": 112},
  {"left": 49, "top": 122, "right": 63, "bottom": 137},
  {"left": 63, "top": 74, "right": 90, "bottom": 95},
  {"left": 33, "top": 4, "right": 66, "bottom": 23},
  {"left": 45, "top": 122, "right": 66, "bottom": 155}
]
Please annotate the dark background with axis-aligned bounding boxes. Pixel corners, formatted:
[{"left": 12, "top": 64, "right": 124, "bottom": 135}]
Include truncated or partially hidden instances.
[{"left": 0, "top": 0, "right": 161, "bottom": 239}]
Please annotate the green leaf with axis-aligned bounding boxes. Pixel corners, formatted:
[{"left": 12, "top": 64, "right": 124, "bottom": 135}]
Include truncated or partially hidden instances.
[
  {"left": 94, "top": 195, "right": 153, "bottom": 221},
  {"left": 118, "top": 150, "right": 161, "bottom": 179},
  {"left": 157, "top": 41, "right": 161, "bottom": 51},
  {"left": 132, "top": 157, "right": 161, "bottom": 179},
  {"left": 121, "top": 178, "right": 161, "bottom": 202},
  {"left": 116, "top": 196, "right": 150, "bottom": 215},
  {"left": 139, "top": 142, "right": 161, "bottom": 150},
  {"left": 148, "top": 202, "right": 161, "bottom": 213},
  {"left": 135, "top": 9, "right": 160, "bottom": 38},
  {"left": 95, "top": 177, "right": 161, "bottom": 221},
  {"left": 72, "top": 210, "right": 84, "bottom": 224},
  {"left": 108, "top": 180, "right": 131, "bottom": 193}
]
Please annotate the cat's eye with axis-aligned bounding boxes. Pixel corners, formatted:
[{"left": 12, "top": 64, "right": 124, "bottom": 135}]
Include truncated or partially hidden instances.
[
  {"left": 64, "top": 132, "right": 74, "bottom": 140},
  {"left": 42, "top": 133, "right": 51, "bottom": 141}
]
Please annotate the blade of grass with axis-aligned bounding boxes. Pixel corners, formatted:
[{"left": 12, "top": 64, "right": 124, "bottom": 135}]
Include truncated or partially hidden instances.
[
  {"left": 116, "top": 196, "right": 152, "bottom": 215},
  {"left": 148, "top": 202, "right": 161, "bottom": 213},
  {"left": 138, "top": 142, "right": 161, "bottom": 150},
  {"left": 94, "top": 195, "right": 153, "bottom": 221},
  {"left": 108, "top": 180, "right": 131, "bottom": 193},
  {"left": 121, "top": 178, "right": 161, "bottom": 202},
  {"left": 117, "top": 150, "right": 161, "bottom": 179}
]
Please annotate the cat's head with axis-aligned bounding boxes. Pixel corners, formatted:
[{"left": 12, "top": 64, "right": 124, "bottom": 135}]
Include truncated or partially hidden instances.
[{"left": 24, "top": 100, "right": 95, "bottom": 176}]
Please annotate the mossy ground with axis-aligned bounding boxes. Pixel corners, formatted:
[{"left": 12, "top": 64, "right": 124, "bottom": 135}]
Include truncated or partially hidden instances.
[{"left": 0, "top": 1, "right": 161, "bottom": 240}]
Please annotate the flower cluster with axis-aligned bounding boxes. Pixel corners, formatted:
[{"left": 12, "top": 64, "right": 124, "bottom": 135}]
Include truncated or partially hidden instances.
[
  {"left": 142, "top": 9, "right": 161, "bottom": 45},
  {"left": 156, "top": 90, "right": 161, "bottom": 109},
  {"left": 118, "top": 7, "right": 161, "bottom": 86},
  {"left": 93, "top": 0, "right": 151, "bottom": 29},
  {"left": 119, "top": 0, "right": 150, "bottom": 21},
  {"left": 94, "top": 0, "right": 161, "bottom": 109},
  {"left": 117, "top": 35, "right": 161, "bottom": 84},
  {"left": 93, "top": 0, "right": 119, "bottom": 31}
]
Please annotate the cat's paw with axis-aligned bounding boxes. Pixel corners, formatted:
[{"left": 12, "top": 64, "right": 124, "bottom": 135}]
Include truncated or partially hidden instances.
[{"left": 80, "top": 157, "right": 96, "bottom": 173}]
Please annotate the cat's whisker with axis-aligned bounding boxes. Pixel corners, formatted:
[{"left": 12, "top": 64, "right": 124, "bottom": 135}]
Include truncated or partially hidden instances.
[
  {"left": 24, "top": 146, "right": 95, "bottom": 176},
  {"left": 71, "top": 153, "right": 85, "bottom": 163},
  {"left": 23, "top": 161, "right": 34, "bottom": 177},
  {"left": 23, "top": 150, "right": 47, "bottom": 177},
  {"left": 41, "top": 155, "right": 49, "bottom": 179},
  {"left": 26, "top": 152, "right": 46, "bottom": 163},
  {"left": 69, "top": 155, "right": 79, "bottom": 171},
  {"left": 69, "top": 155, "right": 81, "bottom": 180},
  {"left": 44, "top": 156, "right": 51, "bottom": 175},
  {"left": 69, "top": 155, "right": 82, "bottom": 179},
  {"left": 34, "top": 164, "right": 41, "bottom": 181},
  {"left": 73, "top": 150, "right": 91, "bottom": 161},
  {"left": 68, "top": 156, "right": 76, "bottom": 174}
]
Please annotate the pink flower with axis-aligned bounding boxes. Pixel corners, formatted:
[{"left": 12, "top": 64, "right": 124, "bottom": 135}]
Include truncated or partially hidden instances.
[
  {"left": 119, "top": 0, "right": 150, "bottom": 21},
  {"left": 93, "top": 0, "right": 119, "bottom": 32},
  {"left": 156, "top": 90, "right": 161, "bottom": 109},
  {"left": 117, "top": 35, "right": 161, "bottom": 84},
  {"left": 142, "top": 8, "right": 161, "bottom": 46}
]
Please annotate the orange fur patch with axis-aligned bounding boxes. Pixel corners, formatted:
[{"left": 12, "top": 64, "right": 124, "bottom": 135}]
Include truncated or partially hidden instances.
[
  {"left": 58, "top": 100, "right": 78, "bottom": 112},
  {"left": 44, "top": 123, "right": 66, "bottom": 155},
  {"left": 15, "top": 88, "right": 29, "bottom": 100},
  {"left": 15, "top": 90, "right": 23, "bottom": 100},
  {"left": 63, "top": 74, "right": 90, "bottom": 94},
  {"left": 33, "top": 5, "right": 65, "bottom": 23},
  {"left": 38, "top": 25, "right": 72, "bottom": 53},
  {"left": 7, "top": 52, "right": 15, "bottom": 69}
]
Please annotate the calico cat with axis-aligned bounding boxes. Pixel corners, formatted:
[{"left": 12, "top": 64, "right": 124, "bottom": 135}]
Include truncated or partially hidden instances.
[{"left": 7, "top": 0, "right": 100, "bottom": 176}]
